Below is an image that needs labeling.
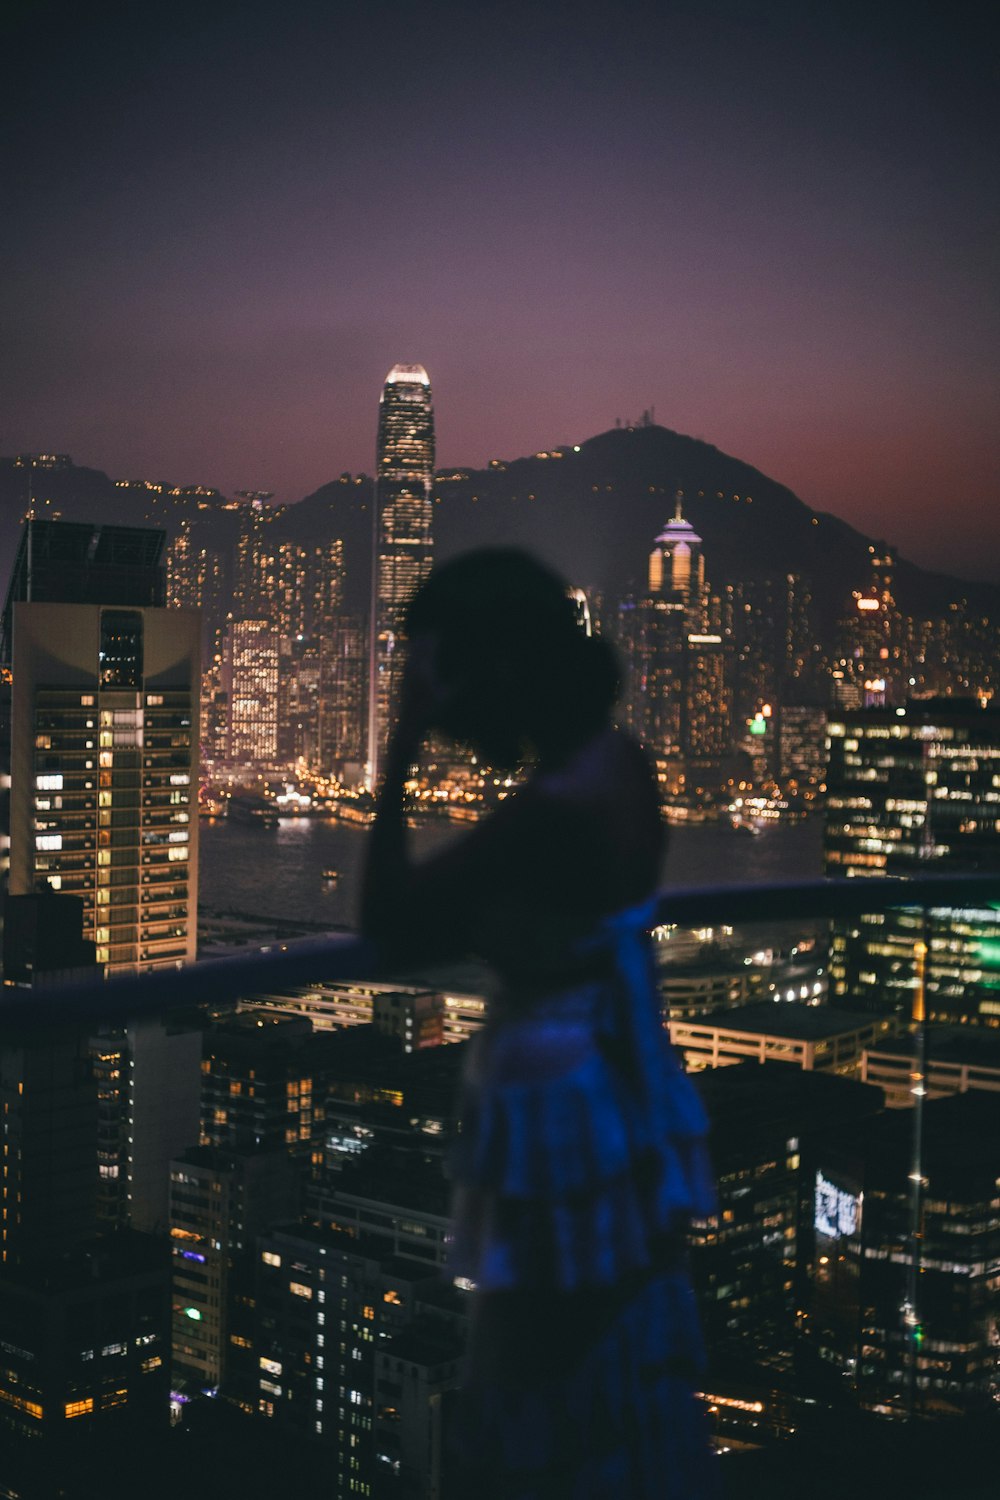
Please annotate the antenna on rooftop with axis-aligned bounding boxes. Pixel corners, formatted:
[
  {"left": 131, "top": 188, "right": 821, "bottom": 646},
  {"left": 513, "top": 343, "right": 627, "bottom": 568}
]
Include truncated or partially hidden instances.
[{"left": 26, "top": 460, "right": 35, "bottom": 602}]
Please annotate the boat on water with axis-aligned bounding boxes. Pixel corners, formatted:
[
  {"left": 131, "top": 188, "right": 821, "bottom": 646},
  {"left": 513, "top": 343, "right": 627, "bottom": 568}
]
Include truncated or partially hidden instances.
[
  {"left": 228, "top": 794, "right": 278, "bottom": 828},
  {"left": 321, "top": 868, "right": 339, "bottom": 882}
]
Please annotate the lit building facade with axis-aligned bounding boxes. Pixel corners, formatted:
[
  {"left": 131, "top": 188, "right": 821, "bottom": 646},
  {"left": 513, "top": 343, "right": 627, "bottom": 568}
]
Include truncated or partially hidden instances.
[
  {"left": 619, "top": 496, "right": 732, "bottom": 779},
  {"left": 832, "top": 546, "right": 902, "bottom": 710},
  {"left": 692, "top": 1064, "right": 882, "bottom": 1386},
  {"left": 252, "top": 1222, "right": 463, "bottom": 1497},
  {"left": 320, "top": 612, "right": 368, "bottom": 778},
  {"left": 225, "top": 617, "right": 279, "bottom": 767},
  {"left": 685, "top": 631, "right": 731, "bottom": 766},
  {"left": 4, "top": 524, "right": 199, "bottom": 974},
  {"left": 805, "top": 1092, "right": 1000, "bottom": 1414},
  {"left": 368, "top": 365, "right": 435, "bottom": 788},
  {"left": 648, "top": 494, "right": 705, "bottom": 619},
  {"left": 169, "top": 1145, "right": 298, "bottom": 1399},
  {"left": 0, "top": 1231, "right": 171, "bottom": 1497},
  {"left": 778, "top": 704, "right": 828, "bottom": 785},
  {"left": 825, "top": 700, "right": 1000, "bottom": 1023}
]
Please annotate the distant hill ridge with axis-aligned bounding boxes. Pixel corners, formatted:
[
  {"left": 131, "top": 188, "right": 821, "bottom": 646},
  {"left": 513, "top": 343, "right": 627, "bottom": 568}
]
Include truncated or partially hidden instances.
[{"left": 2, "top": 425, "right": 995, "bottom": 626}]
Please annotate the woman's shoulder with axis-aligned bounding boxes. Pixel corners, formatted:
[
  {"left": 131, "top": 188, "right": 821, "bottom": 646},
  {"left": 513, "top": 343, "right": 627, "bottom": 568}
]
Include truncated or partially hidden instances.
[{"left": 531, "top": 727, "right": 657, "bottom": 800}]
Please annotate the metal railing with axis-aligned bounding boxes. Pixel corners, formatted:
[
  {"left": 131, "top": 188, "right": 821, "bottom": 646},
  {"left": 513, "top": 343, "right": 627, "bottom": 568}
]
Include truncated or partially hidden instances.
[{"left": 3, "top": 871, "right": 998, "bottom": 1027}]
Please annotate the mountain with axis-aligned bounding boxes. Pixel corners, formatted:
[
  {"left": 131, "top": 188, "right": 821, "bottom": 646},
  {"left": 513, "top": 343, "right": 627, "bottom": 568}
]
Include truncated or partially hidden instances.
[
  {"left": 2, "top": 427, "right": 995, "bottom": 627},
  {"left": 290, "top": 425, "right": 996, "bottom": 625}
]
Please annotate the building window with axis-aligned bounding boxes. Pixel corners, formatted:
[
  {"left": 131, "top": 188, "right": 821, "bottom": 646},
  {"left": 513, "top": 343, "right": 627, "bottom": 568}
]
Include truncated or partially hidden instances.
[{"left": 99, "top": 610, "right": 143, "bottom": 689}]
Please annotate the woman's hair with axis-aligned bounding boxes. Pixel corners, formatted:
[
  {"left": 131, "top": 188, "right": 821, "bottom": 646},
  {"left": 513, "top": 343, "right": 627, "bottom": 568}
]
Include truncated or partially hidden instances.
[{"left": 405, "top": 548, "right": 619, "bottom": 758}]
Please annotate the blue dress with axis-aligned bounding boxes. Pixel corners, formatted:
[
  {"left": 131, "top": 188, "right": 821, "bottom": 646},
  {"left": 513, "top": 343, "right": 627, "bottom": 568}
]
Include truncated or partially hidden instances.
[{"left": 448, "top": 900, "right": 719, "bottom": 1498}]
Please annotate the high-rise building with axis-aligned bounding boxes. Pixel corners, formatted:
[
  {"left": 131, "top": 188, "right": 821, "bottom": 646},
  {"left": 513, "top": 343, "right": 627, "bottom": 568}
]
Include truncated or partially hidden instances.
[
  {"left": 778, "top": 704, "right": 828, "bottom": 785},
  {"left": 806, "top": 1091, "right": 1000, "bottom": 1413},
  {"left": 169, "top": 1145, "right": 298, "bottom": 1399},
  {"left": 833, "top": 546, "right": 902, "bottom": 710},
  {"left": 685, "top": 631, "right": 731, "bottom": 767},
  {"left": 367, "top": 365, "right": 435, "bottom": 788},
  {"left": 621, "top": 497, "right": 731, "bottom": 781},
  {"left": 224, "top": 617, "right": 279, "bottom": 767},
  {"left": 2, "top": 521, "right": 200, "bottom": 974},
  {"left": 91, "top": 1016, "right": 203, "bottom": 1234},
  {"left": 825, "top": 699, "right": 1000, "bottom": 1023},
  {"left": 252, "top": 1221, "right": 463, "bottom": 1495},
  {"left": 648, "top": 494, "right": 705, "bottom": 620},
  {"left": 320, "top": 613, "right": 368, "bottom": 778},
  {"left": 0, "top": 1231, "right": 172, "bottom": 1497},
  {"left": 0, "top": 1028, "right": 98, "bottom": 1267}
]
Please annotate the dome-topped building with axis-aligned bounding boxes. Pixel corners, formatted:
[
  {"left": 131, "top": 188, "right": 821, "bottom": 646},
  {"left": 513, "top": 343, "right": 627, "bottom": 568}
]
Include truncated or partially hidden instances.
[{"left": 648, "top": 492, "right": 704, "bottom": 606}]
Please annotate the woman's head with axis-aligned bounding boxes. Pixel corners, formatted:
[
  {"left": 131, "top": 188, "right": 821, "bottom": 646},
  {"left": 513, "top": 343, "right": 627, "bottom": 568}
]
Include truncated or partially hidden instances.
[{"left": 404, "top": 548, "right": 619, "bottom": 766}]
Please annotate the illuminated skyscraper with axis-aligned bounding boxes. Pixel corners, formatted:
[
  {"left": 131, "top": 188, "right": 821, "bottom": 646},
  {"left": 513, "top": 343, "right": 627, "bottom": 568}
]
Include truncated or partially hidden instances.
[
  {"left": 624, "top": 496, "right": 731, "bottom": 778},
  {"left": 224, "top": 618, "right": 279, "bottom": 767},
  {"left": 825, "top": 699, "right": 1000, "bottom": 1023},
  {"left": 2, "top": 521, "right": 199, "bottom": 975},
  {"left": 367, "top": 364, "right": 435, "bottom": 787},
  {"left": 648, "top": 493, "right": 705, "bottom": 622},
  {"left": 833, "top": 545, "right": 901, "bottom": 709}
]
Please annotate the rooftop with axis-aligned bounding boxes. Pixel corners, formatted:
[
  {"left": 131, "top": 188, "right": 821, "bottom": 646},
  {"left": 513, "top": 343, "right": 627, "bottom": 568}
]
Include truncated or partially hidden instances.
[{"left": 683, "top": 1000, "right": 883, "bottom": 1040}]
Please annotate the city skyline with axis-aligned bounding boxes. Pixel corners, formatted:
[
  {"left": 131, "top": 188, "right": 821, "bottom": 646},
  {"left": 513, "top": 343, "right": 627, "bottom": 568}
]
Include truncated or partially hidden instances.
[{"left": 1, "top": 2, "right": 996, "bottom": 583}]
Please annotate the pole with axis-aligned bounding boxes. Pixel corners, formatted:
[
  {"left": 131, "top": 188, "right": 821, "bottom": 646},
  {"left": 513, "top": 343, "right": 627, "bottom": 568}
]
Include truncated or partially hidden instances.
[{"left": 904, "top": 925, "right": 928, "bottom": 1419}]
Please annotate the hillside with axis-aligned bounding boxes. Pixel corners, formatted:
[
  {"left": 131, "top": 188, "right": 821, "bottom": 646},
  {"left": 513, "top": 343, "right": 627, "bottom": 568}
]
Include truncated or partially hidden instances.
[{"left": 3, "top": 427, "right": 995, "bottom": 627}]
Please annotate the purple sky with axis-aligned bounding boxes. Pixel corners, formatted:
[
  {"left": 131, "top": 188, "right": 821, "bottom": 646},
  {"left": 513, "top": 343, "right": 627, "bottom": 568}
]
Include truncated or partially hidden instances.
[{"left": 2, "top": 1, "right": 997, "bottom": 580}]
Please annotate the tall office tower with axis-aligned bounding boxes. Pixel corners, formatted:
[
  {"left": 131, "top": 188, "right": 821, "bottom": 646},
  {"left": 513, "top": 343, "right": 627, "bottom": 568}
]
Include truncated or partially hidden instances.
[
  {"left": 730, "top": 578, "right": 786, "bottom": 726},
  {"left": 277, "top": 639, "right": 322, "bottom": 765},
  {"left": 825, "top": 699, "right": 1000, "bottom": 1023},
  {"left": 625, "top": 500, "right": 732, "bottom": 780},
  {"left": 684, "top": 631, "right": 731, "bottom": 767},
  {"left": 807, "top": 1092, "right": 1000, "bottom": 1413},
  {"left": 0, "top": 1028, "right": 98, "bottom": 1267},
  {"left": 2, "top": 521, "right": 199, "bottom": 975},
  {"left": 778, "top": 703, "right": 828, "bottom": 785},
  {"left": 232, "top": 492, "right": 276, "bottom": 618},
  {"left": 783, "top": 572, "right": 819, "bottom": 687},
  {"left": 614, "top": 596, "right": 676, "bottom": 758},
  {"left": 303, "top": 539, "right": 346, "bottom": 639},
  {"left": 648, "top": 494, "right": 705, "bottom": 623},
  {"left": 690, "top": 1065, "right": 882, "bottom": 1385},
  {"left": 367, "top": 364, "right": 435, "bottom": 788},
  {"left": 253, "top": 1221, "right": 464, "bottom": 1497},
  {"left": 91, "top": 1016, "right": 202, "bottom": 1234},
  {"left": 0, "top": 1232, "right": 171, "bottom": 1497},
  {"left": 224, "top": 617, "right": 279, "bottom": 767},
  {"left": 833, "top": 545, "right": 902, "bottom": 709},
  {"left": 169, "top": 1145, "right": 298, "bottom": 1400},
  {"left": 319, "top": 613, "right": 367, "bottom": 778}
]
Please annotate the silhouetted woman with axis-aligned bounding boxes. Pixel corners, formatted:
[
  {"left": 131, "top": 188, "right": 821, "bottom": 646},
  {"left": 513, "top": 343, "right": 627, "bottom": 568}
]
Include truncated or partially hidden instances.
[{"left": 362, "top": 549, "right": 717, "bottom": 1498}]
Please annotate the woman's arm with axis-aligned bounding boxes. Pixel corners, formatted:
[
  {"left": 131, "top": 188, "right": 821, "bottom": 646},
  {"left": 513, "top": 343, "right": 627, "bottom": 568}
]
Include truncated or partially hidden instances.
[{"left": 359, "top": 711, "right": 423, "bottom": 953}]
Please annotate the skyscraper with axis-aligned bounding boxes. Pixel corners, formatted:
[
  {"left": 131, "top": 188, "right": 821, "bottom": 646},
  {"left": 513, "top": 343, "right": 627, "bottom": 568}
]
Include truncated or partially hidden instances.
[
  {"left": 825, "top": 698, "right": 1000, "bottom": 1023},
  {"left": 2, "top": 521, "right": 199, "bottom": 975},
  {"left": 367, "top": 364, "right": 435, "bottom": 788},
  {"left": 622, "top": 495, "right": 731, "bottom": 779},
  {"left": 648, "top": 494, "right": 705, "bottom": 622},
  {"left": 224, "top": 617, "right": 279, "bottom": 767}
]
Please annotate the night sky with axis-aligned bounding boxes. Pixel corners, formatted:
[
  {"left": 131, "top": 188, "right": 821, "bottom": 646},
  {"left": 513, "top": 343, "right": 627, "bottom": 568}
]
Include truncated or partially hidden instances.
[{"left": 2, "top": 1, "right": 997, "bottom": 580}]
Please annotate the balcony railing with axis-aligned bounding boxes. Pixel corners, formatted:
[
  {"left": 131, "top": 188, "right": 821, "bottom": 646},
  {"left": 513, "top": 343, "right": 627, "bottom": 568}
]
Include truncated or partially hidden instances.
[{"left": 4, "top": 872, "right": 999, "bottom": 1027}]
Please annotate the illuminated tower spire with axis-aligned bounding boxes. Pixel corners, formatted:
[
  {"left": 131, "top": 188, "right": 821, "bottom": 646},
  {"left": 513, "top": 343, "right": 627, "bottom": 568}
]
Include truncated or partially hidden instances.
[
  {"left": 366, "top": 365, "right": 435, "bottom": 787},
  {"left": 648, "top": 491, "right": 704, "bottom": 608}
]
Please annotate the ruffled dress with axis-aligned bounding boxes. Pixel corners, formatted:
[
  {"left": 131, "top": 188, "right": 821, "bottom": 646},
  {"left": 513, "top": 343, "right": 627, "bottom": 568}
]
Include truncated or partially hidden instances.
[{"left": 448, "top": 900, "right": 719, "bottom": 1498}]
